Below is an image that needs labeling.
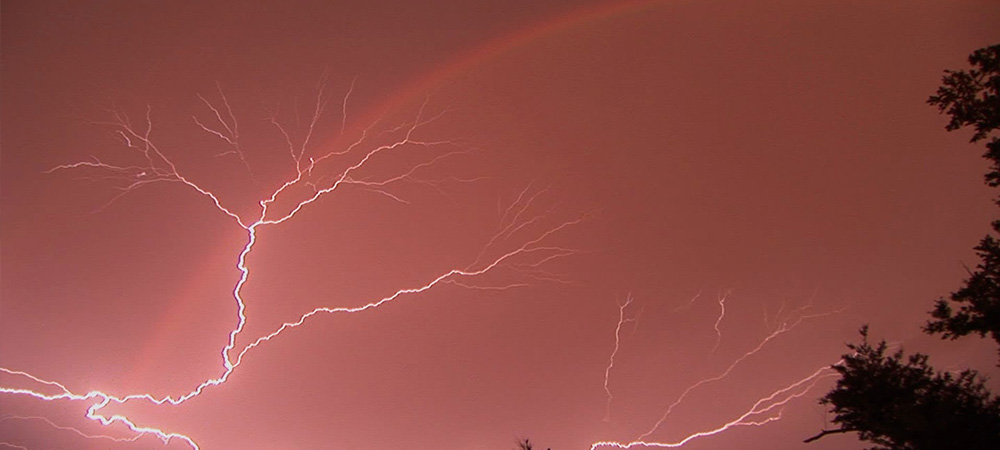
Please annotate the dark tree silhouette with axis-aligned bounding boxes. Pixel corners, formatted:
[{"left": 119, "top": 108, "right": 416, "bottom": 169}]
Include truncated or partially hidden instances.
[
  {"left": 925, "top": 44, "right": 1000, "bottom": 354},
  {"left": 808, "top": 44, "right": 1000, "bottom": 449},
  {"left": 805, "top": 327, "right": 1000, "bottom": 449},
  {"left": 516, "top": 438, "right": 550, "bottom": 450}
]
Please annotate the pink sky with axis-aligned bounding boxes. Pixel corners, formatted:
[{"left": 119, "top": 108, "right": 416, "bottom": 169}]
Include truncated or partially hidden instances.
[{"left": 2, "top": 1, "right": 1000, "bottom": 449}]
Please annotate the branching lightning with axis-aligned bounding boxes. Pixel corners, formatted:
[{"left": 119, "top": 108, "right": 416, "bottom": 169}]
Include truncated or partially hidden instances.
[
  {"left": 0, "top": 414, "right": 142, "bottom": 444},
  {"left": 590, "top": 365, "right": 838, "bottom": 449},
  {"left": 2, "top": 75, "right": 850, "bottom": 450},
  {"left": 603, "top": 294, "right": 638, "bottom": 422},
  {"left": 592, "top": 295, "right": 846, "bottom": 449},
  {"left": 0, "top": 81, "right": 584, "bottom": 449}
]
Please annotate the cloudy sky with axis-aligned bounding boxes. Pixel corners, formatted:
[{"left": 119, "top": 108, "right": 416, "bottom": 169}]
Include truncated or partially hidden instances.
[{"left": 2, "top": 1, "right": 999, "bottom": 449}]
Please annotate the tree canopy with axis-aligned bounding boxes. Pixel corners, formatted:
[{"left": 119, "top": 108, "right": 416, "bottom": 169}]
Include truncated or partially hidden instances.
[
  {"left": 925, "top": 44, "right": 1000, "bottom": 353},
  {"left": 927, "top": 45, "right": 1000, "bottom": 185},
  {"left": 809, "top": 43, "right": 1000, "bottom": 450},
  {"left": 806, "top": 327, "right": 1000, "bottom": 449}
]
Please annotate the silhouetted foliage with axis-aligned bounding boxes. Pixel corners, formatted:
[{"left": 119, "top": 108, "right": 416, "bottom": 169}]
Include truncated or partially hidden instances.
[
  {"left": 809, "top": 44, "right": 1000, "bottom": 449},
  {"left": 806, "top": 327, "right": 1000, "bottom": 449},
  {"left": 925, "top": 44, "right": 1000, "bottom": 355},
  {"left": 516, "top": 438, "right": 550, "bottom": 450},
  {"left": 928, "top": 44, "right": 1000, "bottom": 185},
  {"left": 926, "top": 231, "right": 1000, "bottom": 357}
]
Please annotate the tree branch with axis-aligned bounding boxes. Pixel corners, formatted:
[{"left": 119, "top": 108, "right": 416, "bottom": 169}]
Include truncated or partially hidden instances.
[{"left": 804, "top": 428, "right": 858, "bottom": 443}]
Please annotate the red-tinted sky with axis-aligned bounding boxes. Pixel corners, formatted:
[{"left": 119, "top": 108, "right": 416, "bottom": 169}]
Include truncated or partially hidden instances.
[{"left": 2, "top": 1, "right": 1000, "bottom": 449}]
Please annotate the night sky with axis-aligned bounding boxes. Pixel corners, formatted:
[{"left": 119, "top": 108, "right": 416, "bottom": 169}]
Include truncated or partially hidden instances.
[{"left": 2, "top": 1, "right": 1000, "bottom": 449}]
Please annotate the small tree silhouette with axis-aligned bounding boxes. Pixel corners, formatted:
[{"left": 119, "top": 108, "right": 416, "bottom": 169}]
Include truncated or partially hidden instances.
[
  {"left": 516, "top": 438, "right": 550, "bottom": 450},
  {"left": 805, "top": 327, "right": 1000, "bottom": 449}
]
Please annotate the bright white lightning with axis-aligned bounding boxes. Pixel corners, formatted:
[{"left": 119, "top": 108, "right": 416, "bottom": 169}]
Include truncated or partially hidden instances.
[
  {"left": 592, "top": 295, "right": 845, "bottom": 449},
  {"left": 603, "top": 294, "right": 637, "bottom": 422},
  {"left": 1, "top": 82, "right": 584, "bottom": 449},
  {"left": 590, "top": 365, "right": 838, "bottom": 449}
]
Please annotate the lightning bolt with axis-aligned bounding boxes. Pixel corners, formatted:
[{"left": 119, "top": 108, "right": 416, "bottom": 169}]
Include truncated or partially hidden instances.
[
  {"left": 0, "top": 443, "right": 29, "bottom": 450},
  {"left": 670, "top": 291, "right": 701, "bottom": 313},
  {"left": 710, "top": 290, "right": 730, "bottom": 353},
  {"left": 193, "top": 81, "right": 254, "bottom": 180},
  {"left": 0, "top": 414, "right": 142, "bottom": 444},
  {"left": 1, "top": 81, "right": 584, "bottom": 448},
  {"left": 590, "top": 365, "right": 838, "bottom": 449},
  {"left": 603, "top": 294, "right": 638, "bottom": 422},
  {"left": 592, "top": 295, "right": 845, "bottom": 449}
]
